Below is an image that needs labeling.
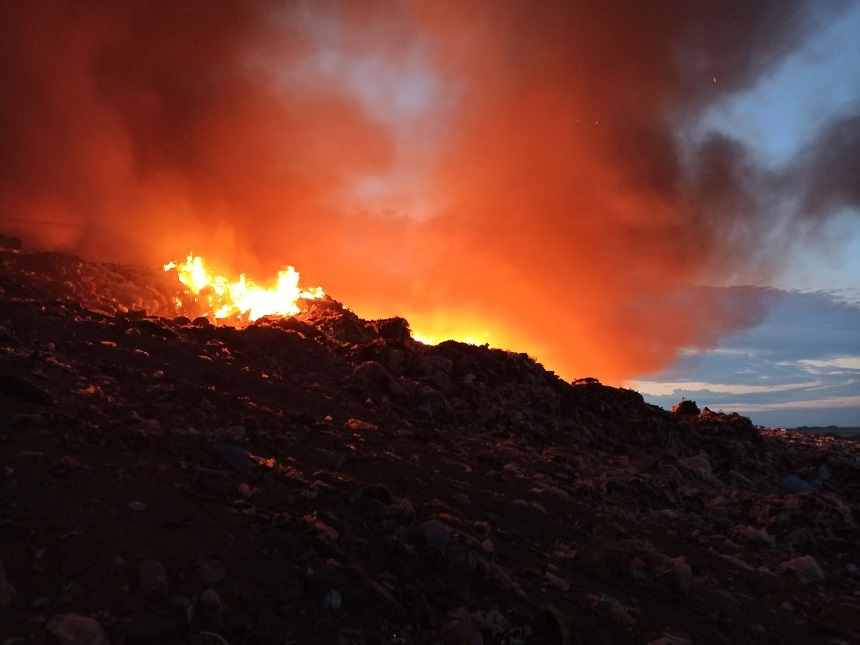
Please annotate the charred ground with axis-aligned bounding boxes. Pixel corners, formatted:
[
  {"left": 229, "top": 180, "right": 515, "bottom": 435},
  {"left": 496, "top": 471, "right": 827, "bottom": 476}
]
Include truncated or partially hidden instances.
[{"left": 1, "top": 248, "right": 859, "bottom": 644}]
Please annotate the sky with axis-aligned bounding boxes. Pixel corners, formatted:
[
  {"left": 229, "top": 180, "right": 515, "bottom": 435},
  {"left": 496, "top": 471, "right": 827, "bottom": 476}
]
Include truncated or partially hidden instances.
[
  {"left": 628, "top": 5, "right": 860, "bottom": 428},
  {"left": 627, "top": 288, "right": 860, "bottom": 428},
  {"left": 0, "top": 1, "right": 858, "bottom": 428}
]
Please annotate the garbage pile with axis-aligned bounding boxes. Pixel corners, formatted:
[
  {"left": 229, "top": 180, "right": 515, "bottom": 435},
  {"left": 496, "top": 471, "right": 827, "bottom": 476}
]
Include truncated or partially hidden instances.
[{"left": 1, "top": 248, "right": 858, "bottom": 644}]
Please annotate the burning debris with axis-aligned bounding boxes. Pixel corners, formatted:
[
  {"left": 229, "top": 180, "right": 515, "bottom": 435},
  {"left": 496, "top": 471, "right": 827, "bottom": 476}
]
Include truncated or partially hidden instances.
[
  {"left": 1, "top": 249, "right": 859, "bottom": 644},
  {"left": 164, "top": 255, "right": 326, "bottom": 325}
]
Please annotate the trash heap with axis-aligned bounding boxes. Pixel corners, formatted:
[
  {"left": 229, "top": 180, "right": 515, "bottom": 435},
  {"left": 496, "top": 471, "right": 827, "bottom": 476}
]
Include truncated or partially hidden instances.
[{"left": 1, "top": 248, "right": 858, "bottom": 644}]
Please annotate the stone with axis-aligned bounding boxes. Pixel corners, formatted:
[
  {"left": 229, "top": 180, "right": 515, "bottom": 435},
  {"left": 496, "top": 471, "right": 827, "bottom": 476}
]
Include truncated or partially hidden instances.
[
  {"left": 46, "top": 614, "right": 110, "bottom": 645},
  {"left": 782, "top": 475, "right": 814, "bottom": 494},
  {"left": 322, "top": 588, "right": 342, "bottom": 610},
  {"left": 195, "top": 559, "right": 227, "bottom": 587},
  {"left": 139, "top": 559, "right": 168, "bottom": 597},
  {"left": 672, "top": 556, "right": 693, "bottom": 594},
  {"left": 0, "top": 559, "right": 15, "bottom": 607},
  {"left": 415, "top": 520, "right": 450, "bottom": 555},
  {"left": 671, "top": 399, "right": 700, "bottom": 416},
  {"left": 779, "top": 555, "right": 825, "bottom": 582}
]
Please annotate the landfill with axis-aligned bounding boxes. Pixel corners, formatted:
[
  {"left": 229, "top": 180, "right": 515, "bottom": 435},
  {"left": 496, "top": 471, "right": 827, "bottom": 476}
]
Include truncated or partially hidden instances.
[{"left": 1, "top": 246, "right": 859, "bottom": 644}]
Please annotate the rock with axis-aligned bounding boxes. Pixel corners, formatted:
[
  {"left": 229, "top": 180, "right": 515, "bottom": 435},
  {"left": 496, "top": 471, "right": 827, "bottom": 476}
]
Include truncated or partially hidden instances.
[
  {"left": 545, "top": 571, "right": 570, "bottom": 591},
  {"left": 415, "top": 520, "right": 450, "bottom": 555},
  {"left": 442, "top": 608, "right": 485, "bottom": 645},
  {"left": 345, "top": 417, "right": 378, "bottom": 432},
  {"left": 671, "top": 399, "right": 700, "bottom": 416},
  {"left": 46, "top": 613, "right": 110, "bottom": 645},
  {"left": 31, "top": 595, "right": 51, "bottom": 610},
  {"left": 51, "top": 455, "right": 84, "bottom": 473},
  {"left": 678, "top": 455, "right": 713, "bottom": 480},
  {"left": 782, "top": 475, "right": 814, "bottom": 494},
  {"left": 353, "top": 361, "right": 404, "bottom": 396},
  {"left": 0, "top": 559, "right": 15, "bottom": 607},
  {"left": 214, "top": 442, "right": 253, "bottom": 473},
  {"left": 195, "top": 559, "right": 227, "bottom": 587},
  {"left": 322, "top": 588, "right": 342, "bottom": 610},
  {"left": 139, "top": 559, "right": 168, "bottom": 597},
  {"left": 365, "top": 317, "right": 411, "bottom": 342},
  {"left": 201, "top": 588, "right": 221, "bottom": 607},
  {"left": 779, "top": 555, "right": 825, "bottom": 582},
  {"left": 732, "top": 525, "right": 775, "bottom": 545},
  {"left": 672, "top": 556, "right": 693, "bottom": 594}
]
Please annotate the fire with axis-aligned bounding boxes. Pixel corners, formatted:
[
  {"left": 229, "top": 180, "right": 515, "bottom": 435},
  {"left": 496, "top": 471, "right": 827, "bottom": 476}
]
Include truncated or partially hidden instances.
[{"left": 164, "top": 254, "right": 325, "bottom": 323}]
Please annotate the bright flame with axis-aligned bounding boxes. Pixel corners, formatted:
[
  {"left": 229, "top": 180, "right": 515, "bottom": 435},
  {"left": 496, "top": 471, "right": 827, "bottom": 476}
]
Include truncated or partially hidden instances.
[{"left": 164, "top": 254, "right": 325, "bottom": 322}]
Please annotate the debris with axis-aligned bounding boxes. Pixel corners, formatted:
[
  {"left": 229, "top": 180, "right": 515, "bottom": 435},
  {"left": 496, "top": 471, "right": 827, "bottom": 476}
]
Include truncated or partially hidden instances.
[
  {"left": 345, "top": 418, "right": 378, "bottom": 432},
  {"left": 671, "top": 399, "right": 700, "bottom": 416},
  {"left": 779, "top": 555, "right": 825, "bottom": 583},
  {"left": 732, "top": 525, "right": 775, "bottom": 545},
  {"left": 679, "top": 455, "right": 713, "bottom": 480},
  {"left": 139, "top": 559, "right": 168, "bottom": 597},
  {"left": 2, "top": 249, "right": 859, "bottom": 644},
  {"left": 214, "top": 442, "right": 253, "bottom": 473},
  {"left": 782, "top": 475, "right": 815, "bottom": 494},
  {"left": 545, "top": 571, "right": 570, "bottom": 592},
  {"left": 195, "top": 559, "right": 227, "bottom": 587},
  {"left": 415, "top": 520, "right": 451, "bottom": 555},
  {"left": 441, "top": 608, "right": 485, "bottom": 645},
  {"left": 45, "top": 614, "right": 110, "bottom": 645},
  {"left": 672, "top": 556, "right": 693, "bottom": 594},
  {"left": 322, "top": 589, "right": 342, "bottom": 610},
  {"left": 0, "top": 560, "right": 15, "bottom": 607}
]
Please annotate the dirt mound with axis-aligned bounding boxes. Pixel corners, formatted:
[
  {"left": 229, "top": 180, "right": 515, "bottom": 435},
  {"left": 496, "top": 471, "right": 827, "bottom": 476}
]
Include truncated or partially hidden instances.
[{"left": 1, "top": 249, "right": 859, "bottom": 644}]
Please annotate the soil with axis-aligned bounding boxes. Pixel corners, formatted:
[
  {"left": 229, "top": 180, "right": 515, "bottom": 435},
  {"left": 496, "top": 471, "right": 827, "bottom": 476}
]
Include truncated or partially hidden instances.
[{"left": 1, "top": 249, "right": 859, "bottom": 644}]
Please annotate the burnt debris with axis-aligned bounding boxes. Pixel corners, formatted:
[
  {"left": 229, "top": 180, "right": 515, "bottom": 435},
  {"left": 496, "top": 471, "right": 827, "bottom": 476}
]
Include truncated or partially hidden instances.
[{"left": 1, "top": 248, "right": 859, "bottom": 644}]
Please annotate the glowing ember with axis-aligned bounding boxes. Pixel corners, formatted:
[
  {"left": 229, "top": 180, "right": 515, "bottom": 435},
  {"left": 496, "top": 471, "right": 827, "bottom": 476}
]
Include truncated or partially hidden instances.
[{"left": 164, "top": 254, "right": 325, "bottom": 322}]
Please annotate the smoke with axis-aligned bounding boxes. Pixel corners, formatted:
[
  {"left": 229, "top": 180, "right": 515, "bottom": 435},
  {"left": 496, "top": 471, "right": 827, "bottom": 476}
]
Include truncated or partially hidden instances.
[{"left": 1, "top": 1, "right": 856, "bottom": 381}]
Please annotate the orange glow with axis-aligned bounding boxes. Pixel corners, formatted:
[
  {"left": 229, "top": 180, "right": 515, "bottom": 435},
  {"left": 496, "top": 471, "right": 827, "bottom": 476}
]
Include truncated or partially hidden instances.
[
  {"left": 165, "top": 254, "right": 324, "bottom": 323},
  {"left": 4, "top": 3, "right": 826, "bottom": 384}
]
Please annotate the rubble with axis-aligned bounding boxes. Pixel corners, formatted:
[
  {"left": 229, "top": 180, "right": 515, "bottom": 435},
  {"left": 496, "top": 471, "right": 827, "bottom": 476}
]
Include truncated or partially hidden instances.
[{"left": 1, "top": 248, "right": 859, "bottom": 643}]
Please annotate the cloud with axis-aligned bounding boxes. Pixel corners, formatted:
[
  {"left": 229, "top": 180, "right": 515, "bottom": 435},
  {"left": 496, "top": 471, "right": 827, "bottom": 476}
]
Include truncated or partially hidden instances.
[
  {"left": 629, "top": 287, "right": 860, "bottom": 425},
  {"left": 630, "top": 380, "right": 822, "bottom": 397},
  {"left": 728, "top": 396, "right": 860, "bottom": 411},
  {"left": 800, "top": 357, "right": 860, "bottom": 371}
]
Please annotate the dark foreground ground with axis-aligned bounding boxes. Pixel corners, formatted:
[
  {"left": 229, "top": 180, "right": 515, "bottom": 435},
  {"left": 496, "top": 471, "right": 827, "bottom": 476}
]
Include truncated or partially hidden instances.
[{"left": 1, "top": 249, "right": 859, "bottom": 644}]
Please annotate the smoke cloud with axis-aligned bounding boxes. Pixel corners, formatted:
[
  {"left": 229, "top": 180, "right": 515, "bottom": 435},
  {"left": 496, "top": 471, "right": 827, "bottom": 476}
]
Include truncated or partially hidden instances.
[{"left": 1, "top": 1, "right": 856, "bottom": 381}]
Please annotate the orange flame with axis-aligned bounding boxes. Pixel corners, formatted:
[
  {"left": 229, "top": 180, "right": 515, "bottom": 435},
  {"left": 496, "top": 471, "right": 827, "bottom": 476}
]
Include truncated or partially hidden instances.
[{"left": 164, "top": 254, "right": 325, "bottom": 323}]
